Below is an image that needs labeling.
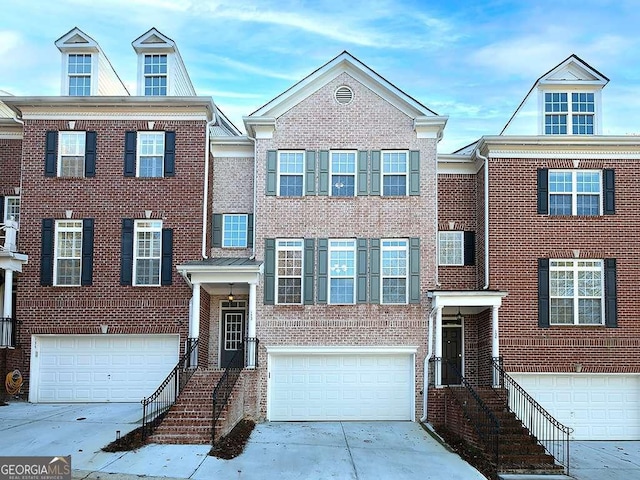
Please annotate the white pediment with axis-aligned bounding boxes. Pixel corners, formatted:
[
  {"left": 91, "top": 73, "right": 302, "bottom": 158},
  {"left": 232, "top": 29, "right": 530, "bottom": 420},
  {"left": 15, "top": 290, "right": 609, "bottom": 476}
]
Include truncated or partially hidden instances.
[
  {"left": 132, "top": 28, "right": 175, "bottom": 53},
  {"left": 55, "top": 28, "right": 98, "bottom": 52},
  {"left": 539, "top": 55, "right": 608, "bottom": 86}
]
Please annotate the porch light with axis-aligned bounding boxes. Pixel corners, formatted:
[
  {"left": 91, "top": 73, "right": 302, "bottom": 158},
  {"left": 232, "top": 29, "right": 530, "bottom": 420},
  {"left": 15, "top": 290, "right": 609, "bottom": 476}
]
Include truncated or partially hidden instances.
[
  {"left": 228, "top": 284, "right": 234, "bottom": 302},
  {"left": 456, "top": 307, "right": 463, "bottom": 322}
]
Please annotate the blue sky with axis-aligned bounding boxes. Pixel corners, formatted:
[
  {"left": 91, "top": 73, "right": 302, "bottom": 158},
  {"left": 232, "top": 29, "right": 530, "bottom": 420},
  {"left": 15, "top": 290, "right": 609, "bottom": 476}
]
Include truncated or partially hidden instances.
[{"left": 1, "top": 0, "right": 639, "bottom": 152}]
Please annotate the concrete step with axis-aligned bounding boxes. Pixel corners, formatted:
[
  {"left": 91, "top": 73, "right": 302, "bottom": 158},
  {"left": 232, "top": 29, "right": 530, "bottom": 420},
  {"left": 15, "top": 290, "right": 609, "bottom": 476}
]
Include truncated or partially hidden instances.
[{"left": 499, "top": 475, "right": 571, "bottom": 480}]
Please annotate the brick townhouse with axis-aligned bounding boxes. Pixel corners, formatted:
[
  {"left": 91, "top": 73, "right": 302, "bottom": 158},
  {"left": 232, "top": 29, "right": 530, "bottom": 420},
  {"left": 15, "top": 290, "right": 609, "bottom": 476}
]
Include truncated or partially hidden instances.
[{"left": 1, "top": 27, "right": 638, "bottom": 452}]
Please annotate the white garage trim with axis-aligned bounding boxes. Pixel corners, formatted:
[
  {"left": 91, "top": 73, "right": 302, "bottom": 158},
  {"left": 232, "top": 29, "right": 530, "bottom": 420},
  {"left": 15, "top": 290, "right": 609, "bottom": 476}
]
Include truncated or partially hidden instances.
[
  {"left": 30, "top": 334, "right": 180, "bottom": 403},
  {"left": 511, "top": 373, "right": 640, "bottom": 440},
  {"left": 267, "top": 346, "right": 416, "bottom": 422}
]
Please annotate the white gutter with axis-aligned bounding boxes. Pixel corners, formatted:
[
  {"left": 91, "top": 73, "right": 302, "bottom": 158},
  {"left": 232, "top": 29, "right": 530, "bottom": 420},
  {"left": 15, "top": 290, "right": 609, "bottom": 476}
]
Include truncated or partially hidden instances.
[
  {"left": 420, "top": 305, "right": 436, "bottom": 422},
  {"left": 201, "top": 117, "right": 216, "bottom": 259},
  {"left": 475, "top": 150, "right": 490, "bottom": 289}
]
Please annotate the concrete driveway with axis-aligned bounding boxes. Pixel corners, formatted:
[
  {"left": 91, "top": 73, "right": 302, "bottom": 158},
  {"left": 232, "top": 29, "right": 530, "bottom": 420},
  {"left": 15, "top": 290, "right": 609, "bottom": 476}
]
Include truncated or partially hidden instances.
[
  {"left": 570, "top": 441, "right": 640, "bottom": 480},
  {"left": 1, "top": 402, "right": 485, "bottom": 479}
]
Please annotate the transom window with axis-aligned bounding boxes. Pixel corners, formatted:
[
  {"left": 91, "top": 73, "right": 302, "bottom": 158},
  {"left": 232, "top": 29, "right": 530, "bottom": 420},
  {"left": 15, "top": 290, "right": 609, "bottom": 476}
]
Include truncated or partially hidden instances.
[
  {"left": 223, "top": 214, "right": 248, "bottom": 248},
  {"left": 329, "top": 239, "right": 356, "bottom": 304},
  {"left": 144, "top": 54, "right": 168, "bottom": 96},
  {"left": 278, "top": 151, "right": 304, "bottom": 196},
  {"left": 382, "top": 151, "right": 408, "bottom": 196},
  {"left": 330, "top": 151, "right": 356, "bottom": 197},
  {"left": 544, "top": 92, "right": 595, "bottom": 135},
  {"left": 134, "top": 220, "right": 162, "bottom": 285},
  {"left": 276, "top": 239, "right": 303, "bottom": 304},
  {"left": 550, "top": 259, "right": 603, "bottom": 325},
  {"left": 137, "top": 132, "right": 165, "bottom": 177},
  {"left": 549, "top": 170, "right": 602, "bottom": 215},
  {"left": 68, "top": 54, "right": 91, "bottom": 96},
  {"left": 4, "top": 196, "right": 20, "bottom": 225},
  {"left": 58, "top": 132, "right": 86, "bottom": 177},
  {"left": 381, "top": 239, "right": 408, "bottom": 304},
  {"left": 438, "top": 231, "right": 463, "bottom": 266},
  {"left": 54, "top": 220, "right": 82, "bottom": 286}
]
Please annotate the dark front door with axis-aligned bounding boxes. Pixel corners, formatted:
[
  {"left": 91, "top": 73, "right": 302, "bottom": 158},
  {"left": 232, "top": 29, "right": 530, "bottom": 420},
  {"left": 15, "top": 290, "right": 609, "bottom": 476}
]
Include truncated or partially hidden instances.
[
  {"left": 221, "top": 310, "right": 245, "bottom": 368},
  {"left": 442, "top": 326, "right": 463, "bottom": 385}
]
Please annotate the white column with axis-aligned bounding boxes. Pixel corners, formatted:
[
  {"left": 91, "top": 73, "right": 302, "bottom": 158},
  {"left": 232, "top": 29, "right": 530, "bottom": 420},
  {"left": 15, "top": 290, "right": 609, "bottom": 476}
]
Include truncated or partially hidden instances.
[
  {"left": 492, "top": 306, "right": 500, "bottom": 386},
  {"left": 190, "top": 282, "right": 201, "bottom": 339},
  {"left": 434, "top": 306, "right": 443, "bottom": 386},
  {"left": 3, "top": 270, "right": 12, "bottom": 318},
  {"left": 247, "top": 282, "right": 257, "bottom": 368}
]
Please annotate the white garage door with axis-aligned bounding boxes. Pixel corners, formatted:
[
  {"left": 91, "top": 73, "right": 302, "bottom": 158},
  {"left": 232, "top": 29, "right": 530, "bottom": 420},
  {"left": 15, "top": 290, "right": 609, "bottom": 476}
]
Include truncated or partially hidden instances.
[
  {"left": 511, "top": 373, "right": 640, "bottom": 440},
  {"left": 32, "top": 335, "right": 180, "bottom": 403},
  {"left": 268, "top": 351, "right": 414, "bottom": 421}
]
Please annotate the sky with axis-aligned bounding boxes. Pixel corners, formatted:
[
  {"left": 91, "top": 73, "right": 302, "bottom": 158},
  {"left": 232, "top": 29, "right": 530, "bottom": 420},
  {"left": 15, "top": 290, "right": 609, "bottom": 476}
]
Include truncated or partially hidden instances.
[{"left": 1, "top": 0, "right": 640, "bottom": 153}]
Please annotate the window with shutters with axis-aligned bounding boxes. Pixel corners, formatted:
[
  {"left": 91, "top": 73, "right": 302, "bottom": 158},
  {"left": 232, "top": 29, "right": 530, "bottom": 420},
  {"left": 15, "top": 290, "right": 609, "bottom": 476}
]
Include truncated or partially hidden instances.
[
  {"left": 54, "top": 220, "right": 83, "bottom": 286},
  {"left": 550, "top": 259, "right": 604, "bottom": 325},
  {"left": 381, "top": 239, "right": 408, "bottom": 304},
  {"left": 328, "top": 239, "right": 356, "bottom": 304},
  {"left": 223, "top": 214, "right": 248, "bottom": 248},
  {"left": 438, "top": 231, "right": 463, "bottom": 266},
  {"left": 134, "top": 220, "right": 162, "bottom": 285},
  {"left": 137, "top": 132, "right": 165, "bottom": 177},
  {"left": 330, "top": 151, "right": 356, "bottom": 197},
  {"left": 144, "top": 54, "right": 168, "bottom": 96},
  {"left": 549, "top": 170, "right": 602, "bottom": 215},
  {"left": 382, "top": 151, "right": 408, "bottom": 196},
  {"left": 278, "top": 151, "right": 304, "bottom": 196},
  {"left": 276, "top": 239, "right": 303, "bottom": 304},
  {"left": 58, "top": 132, "right": 86, "bottom": 177}
]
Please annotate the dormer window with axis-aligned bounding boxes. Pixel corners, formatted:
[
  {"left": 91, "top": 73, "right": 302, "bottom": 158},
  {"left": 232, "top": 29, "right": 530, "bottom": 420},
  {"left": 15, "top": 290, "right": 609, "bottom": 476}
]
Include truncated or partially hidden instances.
[
  {"left": 544, "top": 92, "right": 595, "bottom": 135},
  {"left": 144, "top": 54, "right": 167, "bottom": 96},
  {"left": 67, "top": 54, "right": 92, "bottom": 96}
]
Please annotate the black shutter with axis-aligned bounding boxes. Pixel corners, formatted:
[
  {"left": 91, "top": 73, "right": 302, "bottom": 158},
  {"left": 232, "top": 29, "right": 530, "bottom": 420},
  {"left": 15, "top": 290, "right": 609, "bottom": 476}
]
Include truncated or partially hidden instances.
[
  {"left": 464, "top": 231, "right": 476, "bottom": 266},
  {"left": 81, "top": 218, "right": 94, "bottom": 286},
  {"left": 84, "top": 131, "right": 97, "bottom": 177},
  {"left": 124, "top": 132, "right": 136, "bottom": 177},
  {"left": 603, "top": 169, "right": 615, "bottom": 215},
  {"left": 161, "top": 228, "right": 173, "bottom": 285},
  {"left": 537, "top": 168, "right": 549, "bottom": 214},
  {"left": 45, "top": 131, "right": 58, "bottom": 177},
  {"left": 120, "top": 218, "right": 134, "bottom": 285},
  {"left": 0, "top": 196, "right": 4, "bottom": 222},
  {"left": 538, "top": 258, "right": 550, "bottom": 328},
  {"left": 40, "top": 218, "right": 54, "bottom": 286},
  {"left": 164, "top": 131, "right": 176, "bottom": 177},
  {"left": 605, "top": 258, "right": 617, "bottom": 327},
  {"left": 212, "top": 214, "right": 222, "bottom": 247},
  {"left": 264, "top": 239, "right": 275, "bottom": 304},
  {"left": 247, "top": 214, "right": 254, "bottom": 248}
]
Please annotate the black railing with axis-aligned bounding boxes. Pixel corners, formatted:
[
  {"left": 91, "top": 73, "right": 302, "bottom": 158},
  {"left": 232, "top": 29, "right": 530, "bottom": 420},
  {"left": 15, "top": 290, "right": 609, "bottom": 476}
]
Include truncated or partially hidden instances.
[
  {"left": 211, "top": 337, "right": 258, "bottom": 444},
  {"left": 438, "top": 358, "right": 501, "bottom": 468},
  {"left": 491, "top": 357, "right": 572, "bottom": 473},
  {"left": 0, "top": 317, "right": 18, "bottom": 348},
  {"left": 141, "top": 337, "right": 199, "bottom": 440}
]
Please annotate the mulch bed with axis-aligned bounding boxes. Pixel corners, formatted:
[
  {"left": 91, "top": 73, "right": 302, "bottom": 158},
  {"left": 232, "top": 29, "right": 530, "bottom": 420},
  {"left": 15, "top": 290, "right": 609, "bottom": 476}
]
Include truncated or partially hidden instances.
[
  {"left": 102, "top": 426, "right": 146, "bottom": 452},
  {"left": 209, "top": 419, "right": 256, "bottom": 459},
  {"left": 433, "top": 426, "right": 498, "bottom": 480}
]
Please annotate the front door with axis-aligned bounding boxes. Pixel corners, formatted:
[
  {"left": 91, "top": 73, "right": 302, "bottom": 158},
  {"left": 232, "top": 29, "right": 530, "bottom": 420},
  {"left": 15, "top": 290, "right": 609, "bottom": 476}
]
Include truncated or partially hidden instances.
[
  {"left": 220, "top": 310, "right": 245, "bottom": 368},
  {"left": 442, "top": 325, "right": 463, "bottom": 385}
]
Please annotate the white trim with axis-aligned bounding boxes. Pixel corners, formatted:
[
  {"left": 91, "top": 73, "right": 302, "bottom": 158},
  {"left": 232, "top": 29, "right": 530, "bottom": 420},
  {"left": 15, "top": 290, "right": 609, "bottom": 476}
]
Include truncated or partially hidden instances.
[
  {"left": 276, "top": 151, "right": 305, "bottom": 197},
  {"left": 442, "top": 316, "right": 464, "bottom": 381},
  {"left": 266, "top": 345, "right": 418, "bottom": 355},
  {"left": 329, "top": 150, "right": 357, "bottom": 197}
]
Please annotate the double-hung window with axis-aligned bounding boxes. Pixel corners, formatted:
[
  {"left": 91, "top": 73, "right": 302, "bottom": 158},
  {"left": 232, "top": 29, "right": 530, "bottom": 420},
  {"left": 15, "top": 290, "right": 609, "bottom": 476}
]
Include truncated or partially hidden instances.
[
  {"left": 438, "top": 231, "right": 463, "bottom": 266},
  {"left": 328, "top": 239, "right": 356, "bottom": 304},
  {"left": 382, "top": 151, "right": 408, "bottom": 196},
  {"left": 144, "top": 54, "right": 168, "bottom": 96},
  {"left": 137, "top": 132, "right": 165, "bottom": 177},
  {"left": 381, "top": 239, "right": 408, "bottom": 304},
  {"left": 330, "top": 151, "right": 356, "bottom": 196},
  {"left": 58, "top": 132, "right": 86, "bottom": 177},
  {"left": 278, "top": 151, "right": 304, "bottom": 196},
  {"left": 549, "top": 170, "right": 601, "bottom": 215},
  {"left": 550, "top": 259, "right": 603, "bottom": 325},
  {"left": 3, "top": 196, "right": 20, "bottom": 225},
  {"left": 67, "top": 54, "right": 92, "bottom": 96},
  {"left": 54, "top": 220, "right": 83, "bottom": 286},
  {"left": 134, "top": 220, "right": 162, "bottom": 285},
  {"left": 276, "top": 239, "right": 303, "bottom": 304},
  {"left": 223, "top": 214, "right": 248, "bottom": 248},
  {"left": 544, "top": 92, "right": 595, "bottom": 135}
]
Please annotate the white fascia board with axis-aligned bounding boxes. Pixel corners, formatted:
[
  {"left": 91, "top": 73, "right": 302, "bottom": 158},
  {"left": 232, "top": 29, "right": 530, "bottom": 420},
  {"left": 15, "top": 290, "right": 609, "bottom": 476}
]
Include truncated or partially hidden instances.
[
  {"left": 266, "top": 345, "right": 419, "bottom": 355},
  {"left": 243, "top": 117, "right": 276, "bottom": 139},
  {"left": 0, "top": 252, "right": 28, "bottom": 272},
  {"left": 437, "top": 154, "right": 480, "bottom": 174},
  {"left": 211, "top": 136, "right": 254, "bottom": 158},
  {"left": 429, "top": 291, "right": 507, "bottom": 309},
  {"left": 415, "top": 116, "right": 448, "bottom": 139}
]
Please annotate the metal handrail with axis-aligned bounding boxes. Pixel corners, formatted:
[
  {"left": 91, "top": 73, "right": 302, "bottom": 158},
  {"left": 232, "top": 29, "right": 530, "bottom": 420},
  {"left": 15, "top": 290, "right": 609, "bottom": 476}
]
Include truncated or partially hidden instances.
[
  {"left": 491, "top": 357, "right": 572, "bottom": 473},
  {"left": 211, "top": 337, "right": 258, "bottom": 444},
  {"left": 141, "top": 337, "right": 199, "bottom": 439},
  {"left": 0, "top": 317, "right": 19, "bottom": 348}
]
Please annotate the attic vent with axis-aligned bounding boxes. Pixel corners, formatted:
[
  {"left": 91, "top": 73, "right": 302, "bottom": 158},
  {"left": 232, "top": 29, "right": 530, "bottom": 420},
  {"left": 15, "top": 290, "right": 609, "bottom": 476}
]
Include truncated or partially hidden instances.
[{"left": 335, "top": 86, "right": 353, "bottom": 105}]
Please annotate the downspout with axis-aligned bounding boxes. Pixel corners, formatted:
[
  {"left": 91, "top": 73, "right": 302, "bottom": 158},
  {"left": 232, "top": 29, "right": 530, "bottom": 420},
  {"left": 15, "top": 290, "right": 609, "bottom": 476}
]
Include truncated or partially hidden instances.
[
  {"left": 201, "top": 116, "right": 216, "bottom": 259},
  {"left": 476, "top": 150, "right": 490, "bottom": 289},
  {"left": 247, "top": 134, "right": 257, "bottom": 260},
  {"left": 420, "top": 305, "right": 436, "bottom": 422}
]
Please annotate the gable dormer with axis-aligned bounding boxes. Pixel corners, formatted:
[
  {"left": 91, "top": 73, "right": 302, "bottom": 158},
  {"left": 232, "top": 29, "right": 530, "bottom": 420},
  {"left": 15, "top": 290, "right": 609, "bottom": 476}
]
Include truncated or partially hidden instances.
[
  {"left": 501, "top": 55, "right": 609, "bottom": 136},
  {"left": 132, "top": 28, "right": 196, "bottom": 97},
  {"left": 55, "top": 28, "right": 129, "bottom": 96}
]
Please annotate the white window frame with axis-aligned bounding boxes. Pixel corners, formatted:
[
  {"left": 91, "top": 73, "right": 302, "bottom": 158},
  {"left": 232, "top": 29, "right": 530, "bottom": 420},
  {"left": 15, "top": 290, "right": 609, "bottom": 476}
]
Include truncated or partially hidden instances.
[
  {"left": 143, "top": 54, "right": 168, "bottom": 96},
  {"left": 438, "top": 231, "right": 464, "bottom": 266},
  {"left": 381, "top": 239, "right": 408, "bottom": 304},
  {"left": 382, "top": 151, "right": 408, "bottom": 196},
  {"left": 137, "top": 131, "right": 165, "bottom": 178},
  {"left": 330, "top": 151, "right": 356, "bottom": 197},
  {"left": 3, "top": 196, "right": 20, "bottom": 225},
  {"left": 543, "top": 90, "right": 597, "bottom": 135},
  {"left": 275, "top": 239, "right": 303, "bottom": 304},
  {"left": 328, "top": 239, "right": 356, "bottom": 304},
  {"left": 54, "top": 220, "right": 82, "bottom": 286},
  {"left": 133, "top": 220, "right": 162, "bottom": 286},
  {"left": 549, "top": 259, "right": 604, "bottom": 325},
  {"left": 277, "top": 151, "right": 304, "bottom": 197},
  {"left": 548, "top": 169, "right": 603, "bottom": 216},
  {"left": 222, "top": 214, "right": 248, "bottom": 248},
  {"left": 58, "top": 131, "right": 86, "bottom": 177},
  {"left": 67, "top": 53, "right": 92, "bottom": 96}
]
